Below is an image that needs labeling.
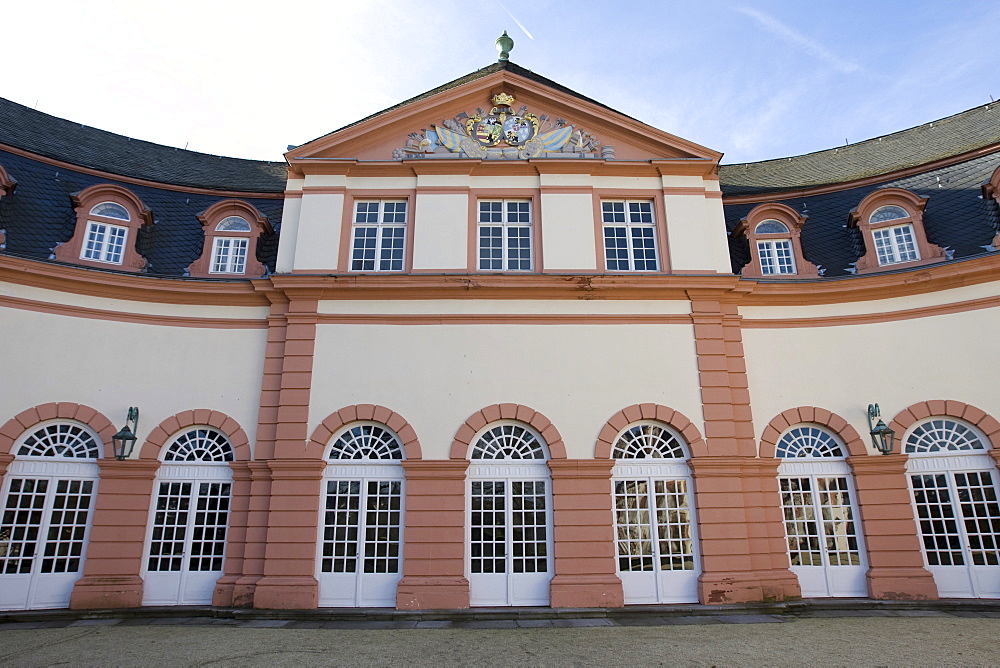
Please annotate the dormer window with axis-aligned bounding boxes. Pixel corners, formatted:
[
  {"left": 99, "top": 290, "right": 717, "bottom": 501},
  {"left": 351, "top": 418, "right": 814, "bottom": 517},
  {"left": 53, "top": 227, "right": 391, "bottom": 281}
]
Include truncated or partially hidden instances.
[
  {"left": 849, "top": 188, "right": 944, "bottom": 274},
  {"left": 54, "top": 184, "right": 153, "bottom": 272},
  {"left": 734, "top": 203, "right": 818, "bottom": 278},
  {"left": 187, "top": 201, "right": 272, "bottom": 278}
]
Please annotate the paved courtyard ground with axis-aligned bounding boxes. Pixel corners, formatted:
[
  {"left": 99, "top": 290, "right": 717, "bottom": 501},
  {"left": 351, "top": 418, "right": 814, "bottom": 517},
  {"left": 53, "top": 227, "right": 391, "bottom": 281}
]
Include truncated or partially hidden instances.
[{"left": 1, "top": 612, "right": 999, "bottom": 666}]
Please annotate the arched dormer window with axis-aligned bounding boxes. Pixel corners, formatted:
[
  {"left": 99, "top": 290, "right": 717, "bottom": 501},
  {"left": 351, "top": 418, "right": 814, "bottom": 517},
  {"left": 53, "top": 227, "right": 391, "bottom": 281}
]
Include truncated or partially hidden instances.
[
  {"left": 981, "top": 165, "right": 1000, "bottom": 250},
  {"left": 187, "top": 200, "right": 272, "bottom": 278},
  {"left": 733, "top": 202, "right": 818, "bottom": 278},
  {"left": 848, "top": 188, "right": 944, "bottom": 274},
  {"left": 54, "top": 184, "right": 153, "bottom": 272}
]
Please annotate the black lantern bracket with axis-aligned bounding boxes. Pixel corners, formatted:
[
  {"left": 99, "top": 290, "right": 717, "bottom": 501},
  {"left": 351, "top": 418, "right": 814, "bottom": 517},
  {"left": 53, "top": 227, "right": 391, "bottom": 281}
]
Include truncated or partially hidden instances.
[
  {"left": 112, "top": 407, "right": 139, "bottom": 461},
  {"left": 867, "top": 403, "right": 896, "bottom": 455}
]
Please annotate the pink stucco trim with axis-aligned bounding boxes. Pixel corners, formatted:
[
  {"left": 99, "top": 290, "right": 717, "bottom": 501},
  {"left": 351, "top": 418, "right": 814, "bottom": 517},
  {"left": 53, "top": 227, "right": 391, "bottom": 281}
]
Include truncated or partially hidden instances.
[
  {"left": 308, "top": 405, "right": 422, "bottom": 460},
  {"left": 449, "top": 404, "right": 566, "bottom": 459},
  {"left": 758, "top": 406, "right": 868, "bottom": 458},
  {"left": 0, "top": 402, "right": 117, "bottom": 458},
  {"left": 594, "top": 404, "right": 707, "bottom": 459},
  {"left": 889, "top": 400, "right": 1000, "bottom": 451},
  {"left": 139, "top": 409, "right": 252, "bottom": 461}
]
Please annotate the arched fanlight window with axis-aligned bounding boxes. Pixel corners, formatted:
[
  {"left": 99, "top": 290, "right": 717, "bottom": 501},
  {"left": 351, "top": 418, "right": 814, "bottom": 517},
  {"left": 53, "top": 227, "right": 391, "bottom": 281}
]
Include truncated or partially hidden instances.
[
  {"left": 904, "top": 419, "right": 986, "bottom": 453},
  {"left": 612, "top": 421, "right": 686, "bottom": 459},
  {"left": 470, "top": 423, "right": 545, "bottom": 459},
  {"left": 163, "top": 428, "right": 234, "bottom": 462},
  {"left": 328, "top": 423, "right": 403, "bottom": 460},
  {"left": 89, "top": 201, "right": 130, "bottom": 221},
  {"left": 754, "top": 220, "right": 789, "bottom": 235},
  {"left": 215, "top": 216, "right": 251, "bottom": 232},
  {"left": 776, "top": 426, "right": 845, "bottom": 458},
  {"left": 17, "top": 423, "right": 101, "bottom": 458},
  {"left": 869, "top": 205, "right": 909, "bottom": 224}
]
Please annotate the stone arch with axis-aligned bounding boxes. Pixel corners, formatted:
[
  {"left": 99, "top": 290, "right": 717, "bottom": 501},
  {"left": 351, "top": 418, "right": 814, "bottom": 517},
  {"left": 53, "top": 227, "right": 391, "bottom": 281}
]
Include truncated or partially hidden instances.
[
  {"left": 450, "top": 404, "right": 566, "bottom": 459},
  {"left": 140, "top": 409, "right": 251, "bottom": 461},
  {"left": 594, "top": 403, "right": 706, "bottom": 459},
  {"left": 759, "top": 406, "right": 867, "bottom": 458},
  {"left": 889, "top": 400, "right": 1000, "bottom": 451},
  {"left": 309, "top": 404, "right": 422, "bottom": 460},
  {"left": 0, "top": 402, "right": 117, "bottom": 458}
]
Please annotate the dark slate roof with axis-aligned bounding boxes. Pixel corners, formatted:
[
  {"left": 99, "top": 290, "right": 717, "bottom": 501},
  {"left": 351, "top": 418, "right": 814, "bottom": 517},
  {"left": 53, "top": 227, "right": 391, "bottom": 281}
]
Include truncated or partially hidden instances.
[
  {"left": 300, "top": 60, "right": 633, "bottom": 147},
  {"left": 0, "top": 148, "right": 282, "bottom": 276},
  {"left": 719, "top": 104, "right": 1000, "bottom": 196},
  {"left": 723, "top": 151, "right": 1000, "bottom": 276},
  {"left": 0, "top": 97, "right": 286, "bottom": 193}
]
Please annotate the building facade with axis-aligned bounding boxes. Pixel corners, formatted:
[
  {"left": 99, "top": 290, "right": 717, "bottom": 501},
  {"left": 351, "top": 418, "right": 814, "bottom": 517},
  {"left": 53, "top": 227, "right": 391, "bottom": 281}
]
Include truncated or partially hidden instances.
[{"left": 2, "top": 58, "right": 1000, "bottom": 611}]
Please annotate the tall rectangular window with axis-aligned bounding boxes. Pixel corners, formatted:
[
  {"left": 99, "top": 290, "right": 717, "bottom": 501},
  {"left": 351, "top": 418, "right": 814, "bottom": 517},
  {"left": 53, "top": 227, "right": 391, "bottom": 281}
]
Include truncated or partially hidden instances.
[
  {"left": 210, "top": 238, "right": 249, "bottom": 274},
  {"left": 81, "top": 221, "right": 127, "bottom": 264},
  {"left": 873, "top": 224, "right": 919, "bottom": 265},
  {"left": 351, "top": 201, "right": 407, "bottom": 272},
  {"left": 602, "top": 201, "right": 659, "bottom": 271},
  {"left": 757, "top": 239, "right": 796, "bottom": 275},
  {"left": 478, "top": 200, "right": 532, "bottom": 271}
]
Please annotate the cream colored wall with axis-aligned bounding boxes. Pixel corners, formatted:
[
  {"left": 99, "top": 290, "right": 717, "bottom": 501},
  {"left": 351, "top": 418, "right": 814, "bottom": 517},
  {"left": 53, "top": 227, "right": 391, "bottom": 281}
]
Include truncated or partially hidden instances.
[
  {"left": 411, "top": 193, "right": 469, "bottom": 270},
  {"left": 275, "top": 195, "right": 301, "bottom": 273},
  {"left": 316, "top": 299, "right": 691, "bottom": 315},
  {"left": 664, "top": 194, "right": 731, "bottom": 273},
  {"left": 309, "top": 320, "right": 703, "bottom": 460},
  {"left": 742, "top": 305, "right": 1000, "bottom": 455},
  {"left": 292, "top": 193, "right": 343, "bottom": 271},
  {"left": 0, "top": 306, "right": 266, "bottom": 455},
  {"left": 540, "top": 193, "right": 597, "bottom": 271}
]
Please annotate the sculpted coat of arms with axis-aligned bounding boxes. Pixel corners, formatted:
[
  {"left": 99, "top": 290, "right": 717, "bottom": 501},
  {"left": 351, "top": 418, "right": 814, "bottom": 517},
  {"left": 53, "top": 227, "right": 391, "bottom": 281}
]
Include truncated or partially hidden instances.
[{"left": 393, "top": 92, "right": 613, "bottom": 160}]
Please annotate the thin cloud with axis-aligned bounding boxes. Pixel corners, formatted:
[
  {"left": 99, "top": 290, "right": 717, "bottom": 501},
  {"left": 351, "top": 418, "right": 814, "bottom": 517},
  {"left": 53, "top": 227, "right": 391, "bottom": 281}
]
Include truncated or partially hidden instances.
[
  {"left": 501, "top": 3, "right": 535, "bottom": 40},
  {"left": 737, "top": 7, "right": 860, "bottom": 74}
]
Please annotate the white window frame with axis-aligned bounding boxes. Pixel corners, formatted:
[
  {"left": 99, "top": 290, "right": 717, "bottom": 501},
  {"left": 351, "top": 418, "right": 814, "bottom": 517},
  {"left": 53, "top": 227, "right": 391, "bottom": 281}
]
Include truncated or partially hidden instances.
[
  {"left": 81, "top": 221, "right": 128, "bottom": 265},
  {"left": 351, "top": 200, "right": 407, "bottom": 272},
  {"left": 757, "top": 239, "right": 796, "bottom": 275},
  {"left": 601, "top": 200, "right": 659, "bottom": 272},
  {"left": 210, "top": 237, "right": 249, "bottom": 274},
  {"left": 872, "top": 223, "right": 919, "bottom": 266},
  {"left": 477, "top": 200, "right": 533, "bottom": 272}
]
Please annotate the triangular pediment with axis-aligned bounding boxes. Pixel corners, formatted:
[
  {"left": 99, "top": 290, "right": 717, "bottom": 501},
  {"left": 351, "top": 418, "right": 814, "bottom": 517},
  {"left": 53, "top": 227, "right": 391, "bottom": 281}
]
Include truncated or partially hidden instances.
[{"left": 286, "top": 63, "right": 720, "bottom": 168}]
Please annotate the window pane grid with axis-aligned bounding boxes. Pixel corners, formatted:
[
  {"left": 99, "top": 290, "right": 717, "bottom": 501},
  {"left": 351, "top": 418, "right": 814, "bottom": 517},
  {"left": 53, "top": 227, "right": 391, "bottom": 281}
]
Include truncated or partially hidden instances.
[
  {"left": 815, "top": 477, "right": 861, "bottom": 565},
  {"left": 955, "top": 471, "right": 1000, "bottom": 566},
  {"left": 602, "top": 201, "right": 658, "bottom": 271},
  {"left": 352, "top": 201, "right": 406, "bottom": 272},
  {"left": 614, "top": 478, "right": 694, "bottom": 572},
  {"left": 612, "top": 423, "right": 685, "bottom": 459},
  {"left": 164, "top": 429, "right": 234, "bottom": 462},
  {"left": 614, "top": 480, "right": 653, "bottom": 571},
  {"left": 478, "top": 201, "right": 532, "bottom": 272},
  {"left": 905, "top": 419, "right": 985, "bottom": 454},
  {"left": 147, "top": 482, "right": 192, "bottom": 572},
  {"left": 211, "top": 238, "right": 249, "bottom": 274},
  {"left": 653, "top": 479, "right": 694, "bottom": 570},
  {"left": 912, "top": 474, "right": 964, "bottom": 566},
  {"left": 776, "top": 426, "right": 844, "bottom": 458},
  {"left": 329, "top": 424, "right": 403, "bottom": 460},
  {"left": 362, "top": 481, "right": 402, "bottom": 574},
  {"left": 779, "top": 478, "right": 823, "bottom": 566},
  {"left": 757, "top": 239, "right": 796, "bottom": 275},
  {"left": 40, "top": 479, "right": 94, "bottom": 573},
  {"left": 510, "top": 481, "right": 547, "bottom": 574},
  {"left": 471, "top": 481, "right": 506, "bottom": 574},
  {"left": 186, "top": 482, "right": 230, "bottom": 572},
  {"left": 82, "top": 222, "right": 127, "bottom": 264},
  {"left": 18, "top": 423, "right": 100, "bottom": 459},
  {"left": 321, "top": 480, "right": 360, "bottom": 573},
  {"left": 471, "top": 424, "right": 544, "bottom": 460},
  {"left": 0, "top": 478, "right": 48, "bottom": 574},
  {"left": 873, "top": 224, "right": 919, "bottom": 265}
]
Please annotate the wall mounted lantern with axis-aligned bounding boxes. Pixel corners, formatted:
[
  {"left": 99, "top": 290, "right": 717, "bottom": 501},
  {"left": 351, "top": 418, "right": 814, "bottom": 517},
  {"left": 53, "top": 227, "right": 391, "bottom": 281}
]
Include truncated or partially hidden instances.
[
  {"left": 867, "top": 403, "right": 896, "bottom": 455},
  {"left": 112, "top": 407, "right": 139, "bottom": 460}
]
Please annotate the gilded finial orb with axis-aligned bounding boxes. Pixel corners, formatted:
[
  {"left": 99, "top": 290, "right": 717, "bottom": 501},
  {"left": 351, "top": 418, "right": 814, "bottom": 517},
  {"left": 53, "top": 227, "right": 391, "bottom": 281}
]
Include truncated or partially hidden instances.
[{"left": 496, "top": 30, "right": 514, "bottom": 61}]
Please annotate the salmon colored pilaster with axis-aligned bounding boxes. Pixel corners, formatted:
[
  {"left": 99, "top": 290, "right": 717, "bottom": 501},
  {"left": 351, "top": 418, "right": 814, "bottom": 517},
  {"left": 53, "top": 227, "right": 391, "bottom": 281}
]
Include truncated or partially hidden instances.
[
  {"left": 213, "top": 461, "right": 252, "bottom": 606},
  {"left": 233, "top": 461, "right": 273, "bottom": 607},
  {"left": 396, "top": 459, "right": 471, "bottom": 609},
  {"left": 252, "top": 459, "right": 325, "bottom": 610},
  {"left": 69, "top": 459, "right": 160, "bottom": 609},
  {"left": 689, "top": 457, "right": 800, "bottom": 603},
  {"left": 450, "top": 404, "right": 566, "bottom": 459},
  {"left": 547, "top": 459, "right": 623, "bottom": 608},
  {"left": 252, "top": 291, "right": 290, "bottom": 462},
  {"left": 310, "top": 406, "right": 422, "bottom": 460},
  {"left": 847, "top": 454, "right": 938, "bottom": 599}
]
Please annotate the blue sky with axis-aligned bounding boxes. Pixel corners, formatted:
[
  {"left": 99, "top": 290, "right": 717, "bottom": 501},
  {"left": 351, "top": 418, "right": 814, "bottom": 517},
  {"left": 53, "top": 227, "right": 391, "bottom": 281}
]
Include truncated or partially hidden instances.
[{"left": 6, "top": 1, "right": 1000, "bottom": 164}]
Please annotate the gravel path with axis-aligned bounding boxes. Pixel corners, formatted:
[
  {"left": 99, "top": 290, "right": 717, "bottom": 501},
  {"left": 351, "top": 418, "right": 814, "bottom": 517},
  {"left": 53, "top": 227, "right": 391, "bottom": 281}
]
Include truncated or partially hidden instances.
[{"left": 1, "top": 616, "right": 998, "bottom": 666}]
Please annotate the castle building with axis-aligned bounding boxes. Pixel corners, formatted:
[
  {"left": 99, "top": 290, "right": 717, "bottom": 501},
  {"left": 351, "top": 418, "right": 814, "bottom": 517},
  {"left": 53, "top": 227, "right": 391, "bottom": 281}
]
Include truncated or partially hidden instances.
[{"left": 3, "top": 45, "right": 1000, "bottom": 611}]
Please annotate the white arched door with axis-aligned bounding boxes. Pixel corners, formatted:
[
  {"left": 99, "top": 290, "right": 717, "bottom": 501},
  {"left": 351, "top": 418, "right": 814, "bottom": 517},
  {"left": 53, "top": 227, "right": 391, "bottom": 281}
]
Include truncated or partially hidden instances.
[
  {"left": 468, "top": 422, "right": 553, "bottom": 607},
  {"left": 0, "top": 421, "right": 100, "bottom": 610},
  {"left": 905, "top": 418, "right": 1000, "bottom": 598},
  {"left": 317, "top": 422, "right": 404, "bottom": 607},
  {"left": 142, "top": 428, "right": 233, "bottom": 605},
  {"left": 777, "top": 425, "right": 867, "bottom": 597},
  {"left": 612, "top": 421, "right": 700, "bottom": 604}
]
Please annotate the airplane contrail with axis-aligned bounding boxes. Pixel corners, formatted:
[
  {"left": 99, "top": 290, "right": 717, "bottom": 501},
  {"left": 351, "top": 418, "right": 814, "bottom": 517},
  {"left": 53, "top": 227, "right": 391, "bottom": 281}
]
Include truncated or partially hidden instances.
[{"left": 501, "top": 3, "right": 535, "bottom": 40}]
